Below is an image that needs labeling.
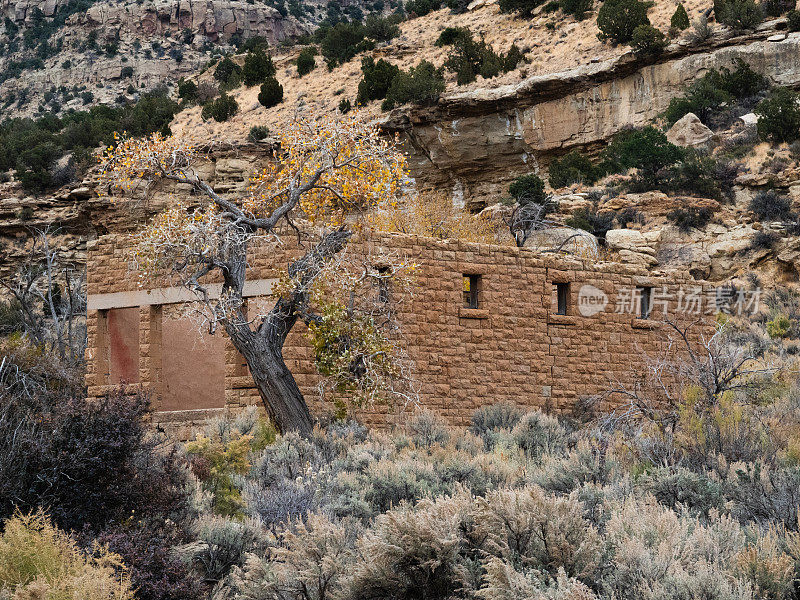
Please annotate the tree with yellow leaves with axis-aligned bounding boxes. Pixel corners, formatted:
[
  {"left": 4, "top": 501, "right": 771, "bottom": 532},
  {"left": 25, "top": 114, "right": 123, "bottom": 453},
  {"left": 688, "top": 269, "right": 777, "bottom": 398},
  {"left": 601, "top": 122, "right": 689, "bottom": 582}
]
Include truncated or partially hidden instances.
[{"left": 100, "top": 115, "right": 411, "bottom": 435}]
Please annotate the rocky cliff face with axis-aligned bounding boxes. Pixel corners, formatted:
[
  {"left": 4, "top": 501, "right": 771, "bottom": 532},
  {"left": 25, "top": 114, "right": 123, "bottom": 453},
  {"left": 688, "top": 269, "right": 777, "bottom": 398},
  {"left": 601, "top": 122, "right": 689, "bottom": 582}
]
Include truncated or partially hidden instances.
[
  {"left": 0, "top": 0, "right": 311, "bottom": 119},
  {"left": 2, "top": 8, "right": 800, "bottom": 291},
  {"left": 383, "top": 22, "right": 800, "bottom": 209}
]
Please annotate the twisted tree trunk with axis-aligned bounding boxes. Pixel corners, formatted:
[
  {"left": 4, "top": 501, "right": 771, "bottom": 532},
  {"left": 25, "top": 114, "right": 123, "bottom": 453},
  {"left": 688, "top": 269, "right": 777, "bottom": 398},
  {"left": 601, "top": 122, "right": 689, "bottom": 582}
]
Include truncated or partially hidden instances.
[{"left": 220, "top": 229, "right": 352, "bottom": 436}]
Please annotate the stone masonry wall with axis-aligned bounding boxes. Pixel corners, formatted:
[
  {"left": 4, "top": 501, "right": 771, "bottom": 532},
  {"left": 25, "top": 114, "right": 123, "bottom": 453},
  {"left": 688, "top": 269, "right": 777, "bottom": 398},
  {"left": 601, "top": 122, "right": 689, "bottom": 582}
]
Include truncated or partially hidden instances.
[{"left": 85, "top": 232, "right": 716, "bottom": 428}]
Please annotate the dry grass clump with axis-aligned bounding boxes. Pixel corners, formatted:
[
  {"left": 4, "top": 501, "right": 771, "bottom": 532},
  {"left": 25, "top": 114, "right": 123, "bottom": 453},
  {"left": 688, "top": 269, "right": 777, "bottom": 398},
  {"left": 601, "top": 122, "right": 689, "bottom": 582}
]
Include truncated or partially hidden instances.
[{"left": 0, "top": 510, "right": 135, "bottom": 600}]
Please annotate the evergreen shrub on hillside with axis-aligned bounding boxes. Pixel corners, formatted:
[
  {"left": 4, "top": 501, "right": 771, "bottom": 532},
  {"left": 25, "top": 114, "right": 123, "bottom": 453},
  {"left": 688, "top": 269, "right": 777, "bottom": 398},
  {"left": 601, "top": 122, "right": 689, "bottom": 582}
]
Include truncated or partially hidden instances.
[
  {"left": 320, "top": 22, "right": 371, "bottom": 69},
  {"left": 382, "top": 60, "right": 445, "bottom": 109},
  {"left": 258, "top": 77, "right": 283, "bottom": 108},
  {"left": 756, "top": 87, "right": 800, "bottom": 143},
  {"left": 357, "top": 56, "right": 400, "bottom": 104},
  {"left": 631, "top": 24, "right": 668, "bottom": 56},
  {"left": 177, "top": 79, "right": 198, "bottom": 104},
  {"left": 600, "top": 126, "right": 684, "bottom": 176},
  {"left": 548, "top": 150, "right": 600, "bottom": 188},
  {"left": 296, "top": 46, "right": 317, "bottom": 76},
  {"left": 561, "top": 0, "right": 593, "bottom": 19},
  {"left": 789, "top": 9, "right": 800, "bottom": 30},
  {"left": 443, "top": 30, "right": 524, "bottom": 85},
  {"left": 596, "top": 0, "right": 650, "bottom": 44},
  {"left": 716, "top": 0, "right": 763, "bottom": 29},
  {"left": 671, "top": 3, "right": 690, "bottom": 30},
  {"left": 213, "top": 56, "right": 242, "bottom": 89},
  {"left": 242, "top": 49, "right": 276, "bottom": 86},
  {"left": 664, "top": 58, "right": 768, "bottom": 125},
  {"left": 201, "top": 92, "right": 239, "bottom": 121}
]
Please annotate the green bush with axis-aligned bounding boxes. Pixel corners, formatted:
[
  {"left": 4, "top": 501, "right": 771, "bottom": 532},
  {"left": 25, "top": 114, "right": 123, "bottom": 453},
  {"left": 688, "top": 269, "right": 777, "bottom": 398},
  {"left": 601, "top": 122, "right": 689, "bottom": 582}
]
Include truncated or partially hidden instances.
[
  {"left": 670, "top": 3, "right": 690, "bottom": 29},
  {"left": 201, "top": 92, "right": 239, "bottom": 122},
  {"left": 631, "top": 24, "right": 668, "bottom": 56},
  {"left": 248, "top": 125, "right": 269, "bottom": 142},
  {"left": 296, "top": 46, "right": 317, "bottom": 76},
  {"left": 600, "top": 126, "right": 684, "bottom": 176},
  {"left": 405, "top": 0, "right": 442, "bottom": 15},
  {"left": 213, "top": 56, "right": 242, "bottom": 89},
  {"left": 364, "top": 13, "right": 401, "bottom": 41},
  {"left": 661, "top": 152, "right": 726, "bottom": 200},
  {"left": 767, "top": 314, "right": 792, "bottom": 338},
  {"left": 509, "top": 173, "right": 547, "bottom": 204},
  {"left": 755, "top": 87, "right": 800, "bottom": 143},
  {"left": 339, "top": 98, "right": 352, "bottom": 113},
  {"left": 320, "top": 22, "right": 370, "bottom": 69},
  {"left": 666, "top": 206, "right": 713, "bottom": 232},
  {"left": 242, "top": 49, "right": 276, "bottom": 86},
  {"left": 257, "top": 77, "right": 283, "bottom": 108},
  {"left": 597, "top": 0, "right": 650, "bottom": 44},
  {"left": 177, "top": 79, "right": 198, "bottom": 104},
  {"left": 499, "top": 0, "right": 545, "bottom": 16},
  {"left": 561, "top": 0, "right": 593, "bottom": 19},
  {"left": 357, "top": 56, "right": 400, "bottom": 104},
  {"left": 382, "top": 60, "right": 445, "bottom": 109},
  {"left": 548, "top": 150, "right": 599, "bottom": 188},
  {"left": 443, "top": 29, "right": 523, "bottom": 85},
  {"left": 788, "top": 9, "right": 800, "bottom": 31},
  {"left": 664, "top": 58, "right": 768, "bottom": 125},
  {"left": 0, "top": 90, "right": 177, "bottom": 194},
  {"left": 762, "top": 0, "right": 794, "bottom": 16},
  {"left": 565, "top": 206, "right": 615, "bottom": 238},
  {"left": 716, "top": 0, "right": 763, "bottom": 29},
  {"left": 435, "top": 26, "right": 471, "bottom": 46}
]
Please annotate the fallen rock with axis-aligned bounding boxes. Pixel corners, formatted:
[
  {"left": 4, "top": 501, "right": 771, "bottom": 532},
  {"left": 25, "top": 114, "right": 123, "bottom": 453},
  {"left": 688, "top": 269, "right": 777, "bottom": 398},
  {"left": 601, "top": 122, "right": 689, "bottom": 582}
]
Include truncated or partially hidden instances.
[
  {"left": 740, "top": 113, "right": 759, "bottom": 126},
  {"left": 666, "top": 113, "right": 713, "bottom": 147}
]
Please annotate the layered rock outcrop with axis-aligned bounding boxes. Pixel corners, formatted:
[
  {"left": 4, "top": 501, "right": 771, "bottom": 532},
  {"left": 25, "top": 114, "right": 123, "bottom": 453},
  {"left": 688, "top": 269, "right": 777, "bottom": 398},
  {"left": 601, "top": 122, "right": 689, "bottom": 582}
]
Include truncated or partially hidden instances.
[{"left": 382, "top": 25, "right": 800, "bottom": 208}]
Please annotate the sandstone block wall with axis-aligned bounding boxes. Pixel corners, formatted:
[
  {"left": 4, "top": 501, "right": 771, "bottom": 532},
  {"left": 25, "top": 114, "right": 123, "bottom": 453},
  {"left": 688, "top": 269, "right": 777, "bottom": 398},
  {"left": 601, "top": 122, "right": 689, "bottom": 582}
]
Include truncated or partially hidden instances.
[{"left": 86, "top": 232, "right": 716, "bottom": 428}]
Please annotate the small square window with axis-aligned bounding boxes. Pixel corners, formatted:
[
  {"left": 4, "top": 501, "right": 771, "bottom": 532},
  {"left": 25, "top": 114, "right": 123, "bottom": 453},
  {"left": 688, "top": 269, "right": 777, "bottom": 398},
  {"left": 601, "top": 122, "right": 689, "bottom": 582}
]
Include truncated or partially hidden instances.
[
  {"left": 638, "top": 286, "right": 652, "bottom": 319},
  {"left": 463, "top": 274, "right": 480, "bottom": 309},
  {"left": 554, "top": 282, "right": 570, "bottom": 315}
]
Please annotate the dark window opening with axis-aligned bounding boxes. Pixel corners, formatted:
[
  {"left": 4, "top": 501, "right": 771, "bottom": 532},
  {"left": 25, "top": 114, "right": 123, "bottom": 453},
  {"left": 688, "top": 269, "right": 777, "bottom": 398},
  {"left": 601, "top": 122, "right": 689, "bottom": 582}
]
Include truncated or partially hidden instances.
[
  {"left": 463, "top": 274, "right": 480, "bottom": 309},
  {"left": 639, "top": 286, "right": 652, "bottom": 319},
  {"left": 555, "top": 282, "right": 570, "bottom": 315},
  {"left": 376, "top": 266, "right": 390, "bottom": 303}
]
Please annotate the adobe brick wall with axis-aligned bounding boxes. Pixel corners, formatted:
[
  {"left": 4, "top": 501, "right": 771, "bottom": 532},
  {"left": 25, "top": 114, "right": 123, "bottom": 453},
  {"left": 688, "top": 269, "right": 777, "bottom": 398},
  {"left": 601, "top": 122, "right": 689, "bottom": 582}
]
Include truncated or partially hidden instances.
[{"left": 85, "top": 231, "right": 716, "bottom": 429}]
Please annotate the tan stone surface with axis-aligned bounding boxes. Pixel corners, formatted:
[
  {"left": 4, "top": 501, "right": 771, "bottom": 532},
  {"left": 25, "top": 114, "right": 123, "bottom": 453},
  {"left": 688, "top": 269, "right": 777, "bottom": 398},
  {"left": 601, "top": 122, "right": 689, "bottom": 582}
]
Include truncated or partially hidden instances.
[{"left": 86, "top": 231, "right": 715, "bottom": 428}]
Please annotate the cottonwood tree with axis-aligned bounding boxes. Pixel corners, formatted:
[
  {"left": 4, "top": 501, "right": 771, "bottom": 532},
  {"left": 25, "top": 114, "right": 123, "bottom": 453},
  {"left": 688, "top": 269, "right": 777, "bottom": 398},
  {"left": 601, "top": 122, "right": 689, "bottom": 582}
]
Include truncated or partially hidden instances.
[{"left": 100, "top": 115, "right": 412, "bottom": 435}]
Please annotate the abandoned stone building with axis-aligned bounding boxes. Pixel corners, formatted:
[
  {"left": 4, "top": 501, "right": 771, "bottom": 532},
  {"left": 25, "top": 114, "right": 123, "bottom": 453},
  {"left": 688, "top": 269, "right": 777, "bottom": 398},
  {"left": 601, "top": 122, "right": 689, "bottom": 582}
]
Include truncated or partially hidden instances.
[{"left": 85, "top": 231, "right": 721, "bottom": 430}]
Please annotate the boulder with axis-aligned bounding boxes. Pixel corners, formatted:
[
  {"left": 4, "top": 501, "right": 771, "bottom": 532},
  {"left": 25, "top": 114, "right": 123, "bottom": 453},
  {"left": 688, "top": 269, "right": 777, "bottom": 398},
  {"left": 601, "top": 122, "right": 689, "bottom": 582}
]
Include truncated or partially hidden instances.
[
  {"left": 740, "top": 113, "right": 759, "bottom": 126},
  {"left": 706, "top": 225, "right": 757, "bottom": 257},
  {"left": 606, "top": 228, "right": 656, "bottom": 255},
  {"left": 606, "top": 228, "right": 659, "bottom": 266},
  {"left": 666, "top": 113, "right": 713, "bottom": 148},
  {"left": 526, "top": 227, "right": 599, "bottom": 258}
]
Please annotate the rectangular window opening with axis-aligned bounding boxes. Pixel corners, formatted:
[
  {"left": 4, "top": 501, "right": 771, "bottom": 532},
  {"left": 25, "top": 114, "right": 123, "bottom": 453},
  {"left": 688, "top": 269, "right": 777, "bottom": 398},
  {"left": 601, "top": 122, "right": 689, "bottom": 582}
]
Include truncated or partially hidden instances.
[
  {"left": 377, "top": 266, "right": 390, "bottom": 304},
  {"left": 463, "top": 274, "right": 480, "bottom": 309},
  {"left": 639, "top": 286, "right": 652, "bottom": 319},
  {"left": 555, "top": 282, "right": 570, "bottom": 315}
]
